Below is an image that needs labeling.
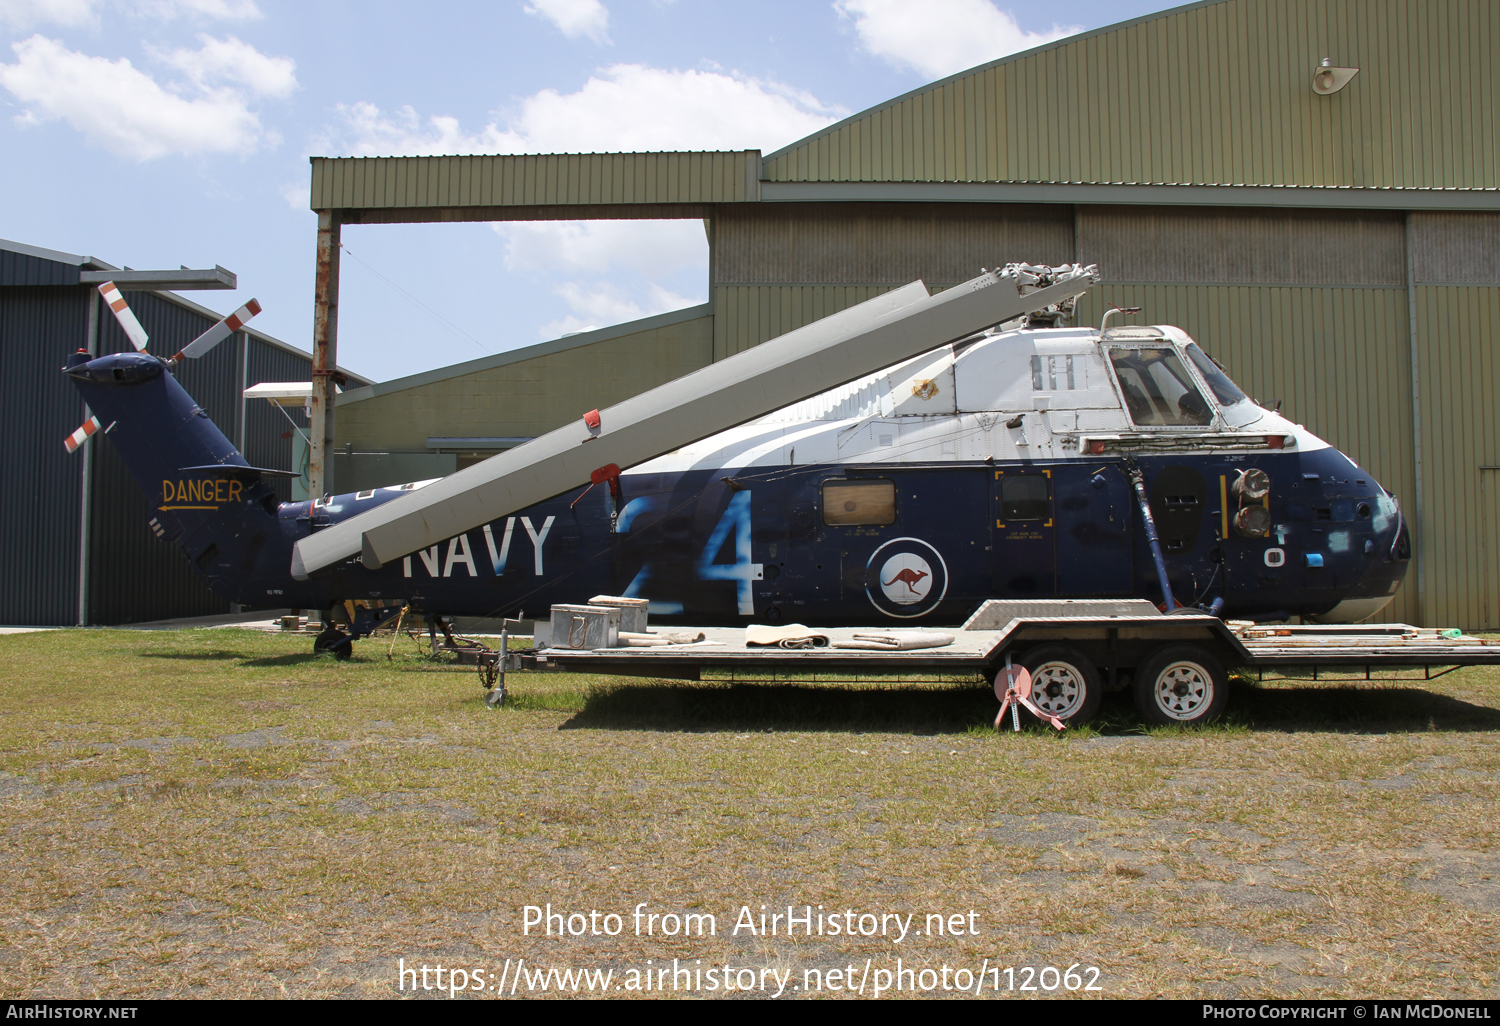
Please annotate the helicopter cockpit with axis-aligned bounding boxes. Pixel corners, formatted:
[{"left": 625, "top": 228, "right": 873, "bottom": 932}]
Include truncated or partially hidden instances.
[{"left": 1095, "top": 327, "right": 1262, "bottom": 434}]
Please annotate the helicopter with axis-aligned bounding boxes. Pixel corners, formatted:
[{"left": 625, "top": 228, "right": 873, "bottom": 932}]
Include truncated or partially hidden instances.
[{"left": 62, "top": 270, "right": 1410, "bottom": 661}]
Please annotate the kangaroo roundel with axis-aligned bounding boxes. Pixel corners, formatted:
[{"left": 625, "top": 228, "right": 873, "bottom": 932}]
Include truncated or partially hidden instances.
[
  {"left": 865, "top": 537, "right": 949, "bottom": 619},
  {"left": 881, "top": 556, "right": 932, "bottom": 603}
]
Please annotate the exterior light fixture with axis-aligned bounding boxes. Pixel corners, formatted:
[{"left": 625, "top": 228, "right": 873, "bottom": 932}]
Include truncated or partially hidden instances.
[{"left": 1312, "top": 58, "right": 1358, "bottom": 95}]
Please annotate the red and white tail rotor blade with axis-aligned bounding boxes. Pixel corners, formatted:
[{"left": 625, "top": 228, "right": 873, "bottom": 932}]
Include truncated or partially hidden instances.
[
  {"left": 172, "top": 298, "right": 261, "bottom": 362},
  {"left": 96, "top": 281, "right": 149, "bottom": 352},
  {"left": 64, "top": 416, "right": 103, "bottom": 454}
]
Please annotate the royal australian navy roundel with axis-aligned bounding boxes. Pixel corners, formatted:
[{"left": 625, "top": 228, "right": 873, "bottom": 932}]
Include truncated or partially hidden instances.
[{"left": 865, "top": 537, "right": 949, "bottom": 619}]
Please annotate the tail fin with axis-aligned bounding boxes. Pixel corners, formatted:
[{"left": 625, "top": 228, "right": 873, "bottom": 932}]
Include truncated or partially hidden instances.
[{"left": 63, "top": 349, "right": 285, "bottom": 554}]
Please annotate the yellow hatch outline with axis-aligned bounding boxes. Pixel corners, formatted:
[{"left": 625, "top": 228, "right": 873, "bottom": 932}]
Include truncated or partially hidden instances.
[{"left": 994, "top": 468, "right": 1053, "bottom": 530}]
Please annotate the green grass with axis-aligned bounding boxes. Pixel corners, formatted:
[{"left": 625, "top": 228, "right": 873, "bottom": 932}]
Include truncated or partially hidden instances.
[{"left": 1, "top": 627, "right": 1497, "bottom": 999}]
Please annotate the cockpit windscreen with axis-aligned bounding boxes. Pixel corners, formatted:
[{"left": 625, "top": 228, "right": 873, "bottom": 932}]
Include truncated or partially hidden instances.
[
  {"left": 1108, "top": 346, "right": 1213, "bottom": 427},
  {"left": 1185, "top": 343, "right": 1249, "bottom": 406}
]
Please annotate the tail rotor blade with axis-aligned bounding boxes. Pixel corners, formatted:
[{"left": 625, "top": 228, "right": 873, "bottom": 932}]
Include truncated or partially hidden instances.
[
  {"left": 97, "top": 282, "right": 149, "bottom": 351},
  {"left": 172, "top": 298, "right": 262, "bottom": 362},
  {"left": 64, "top": 415, "right": 103, "bottom": 454}
]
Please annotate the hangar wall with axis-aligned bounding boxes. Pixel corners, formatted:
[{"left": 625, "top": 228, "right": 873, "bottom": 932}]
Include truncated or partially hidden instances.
[
  {"left": 710, "top": 203, "right": 1073, "bottom": 359},
  {"left": 0, "top": 239, "right": 346, "bottom": 626},
  {"left": 1414, "top": 283, "right": 1500, "bottom": 630},
  {"left": 0, "top": 286, "right": 89, "bottom": 626}
]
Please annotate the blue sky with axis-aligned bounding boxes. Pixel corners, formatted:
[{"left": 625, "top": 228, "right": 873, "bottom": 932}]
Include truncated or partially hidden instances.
[{"left": 0, "top": 0, "right": 1170, "bottom": 382}]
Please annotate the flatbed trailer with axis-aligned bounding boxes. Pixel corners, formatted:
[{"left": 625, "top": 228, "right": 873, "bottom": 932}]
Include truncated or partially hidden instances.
[{"left": 499, "top": 600, "right": 1500, "bottom": 726}]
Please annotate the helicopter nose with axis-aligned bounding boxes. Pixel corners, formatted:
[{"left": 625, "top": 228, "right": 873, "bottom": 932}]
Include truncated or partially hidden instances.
[{"left": 1368, "top": 487, "right": 1411, "bottom": 564}]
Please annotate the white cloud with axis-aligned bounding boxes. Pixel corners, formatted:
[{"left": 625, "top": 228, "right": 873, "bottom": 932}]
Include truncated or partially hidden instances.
[
  {"left": 152, "top": 33, "right": 296, "bottom": 98},
  {"left": 835, "top": 0, "right": 1079, "bottom": 79},
  {"left": 541, "top": 281, "right": 701, "bottom": 339},
  {"left": 280, "top": 181, "right": 310, "bottom": 209},
  {"left": 130, "top": 0, "right": 261, "bottom": 19},
  {"left": 496, "top": 220, "right": 706, "bottom": 277},
  {"left": 324, "top": 63, "right": 845, "bottom": 156},
  {"left": 0, "top": 0, "right": 260, "bottom": 29},
  {"left": 318, "top": 63, "right": 825, "bottom": 340},
  {"left": 0, "top": 34, "right": 288, "bottom": 159},
  {"left": 524, "top": 0, "right": 609, "bottom": 45},
  {"left": 0, "top": 0, "right": 98, "bottom": 30}
]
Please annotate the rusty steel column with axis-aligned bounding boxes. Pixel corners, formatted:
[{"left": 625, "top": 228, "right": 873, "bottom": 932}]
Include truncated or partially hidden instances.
[{"left": 309, "top": 209, "right": 341, "bottom": 499}]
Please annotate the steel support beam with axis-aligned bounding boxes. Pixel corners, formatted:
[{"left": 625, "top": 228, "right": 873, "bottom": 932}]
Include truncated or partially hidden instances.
[
  {"left": 309, "top": 210, "right": 341, "bottom": 498},
  {"left": 1405, "top": 212, "right": 1427, "bottom": 626},
  {"left": 77, "top": 287, "right": 99, "bottom": 627}
]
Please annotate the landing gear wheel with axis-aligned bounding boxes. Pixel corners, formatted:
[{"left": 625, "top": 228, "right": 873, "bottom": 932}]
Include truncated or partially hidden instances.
[
  {"left": 314, "top": 626, "right": 353, "bottom": 661},
  {"left": 1133, "top": 645, "right": 1228, "bottom": 725},
  {"left": 1018, "top": 645, "right": 1103, "bottom": 725}
]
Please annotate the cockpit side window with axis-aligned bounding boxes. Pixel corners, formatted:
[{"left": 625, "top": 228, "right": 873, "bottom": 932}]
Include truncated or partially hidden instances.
[
  {"left": 1108, "top": 347, "right": 1214, "bottom": 427},
  {"left": 1185, "top": 343, "right": 1249, "bottom": 406}
]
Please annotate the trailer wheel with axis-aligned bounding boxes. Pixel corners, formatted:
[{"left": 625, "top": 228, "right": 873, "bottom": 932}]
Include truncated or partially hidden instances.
[
  {"left": 1133, "top": 645, "right": 1227, "bottom": 725},
  {"left": 1019, "top": 645, "right": 1103, "bottom": 725}
]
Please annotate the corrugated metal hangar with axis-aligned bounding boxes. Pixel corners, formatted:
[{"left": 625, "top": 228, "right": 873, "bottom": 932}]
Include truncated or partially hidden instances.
[
  {"left": 314, "top": 0, "right": 1498, "bottom": 629},
  {"left": 0, "top": 238, "right": 370, "bottom": 626}
]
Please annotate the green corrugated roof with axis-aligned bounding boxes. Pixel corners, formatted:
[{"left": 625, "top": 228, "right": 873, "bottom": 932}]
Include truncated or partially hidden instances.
[{"left": 763, "top": 0, "right": 1498, "bottom": 192}]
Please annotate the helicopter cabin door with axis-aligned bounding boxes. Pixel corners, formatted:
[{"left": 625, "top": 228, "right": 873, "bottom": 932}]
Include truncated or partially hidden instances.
[{"left": 991, "top": 469, "right": 1056, "bottom": 596}]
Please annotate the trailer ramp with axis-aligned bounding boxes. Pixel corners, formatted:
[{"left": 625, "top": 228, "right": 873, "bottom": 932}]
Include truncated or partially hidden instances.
[{"left": 515, "top": 599, "right": 1500, "bottom": 685}]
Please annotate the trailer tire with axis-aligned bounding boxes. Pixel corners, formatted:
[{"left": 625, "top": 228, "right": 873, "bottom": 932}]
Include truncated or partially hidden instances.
[
  {"left": 1019, "top": 645, "right": 1103, "bottom": 725},
  {"left": 1133, "top": 645, "right": 1227, "bottom": 725}
]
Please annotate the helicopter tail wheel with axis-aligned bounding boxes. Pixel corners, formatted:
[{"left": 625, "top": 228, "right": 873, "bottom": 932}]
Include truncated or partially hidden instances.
[
  {"left": 1019, "top": 645, "right": 1103, "bottom": 726},
  {"left": 314, "top": 626, "right": 353, "bottom": 661},
  {"left": 1133, "top": 645, "right": 1228, "bottom": 725}
]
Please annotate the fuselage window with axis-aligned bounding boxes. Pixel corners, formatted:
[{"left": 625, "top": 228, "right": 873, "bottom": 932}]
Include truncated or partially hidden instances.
[
  {"left": 822, "top": 479, "right": 896, "bottom": 526},
  {"left": 1001, "top": 475, "right": 1049, "bottom": 521},
  {"left": 1030, "top": 354, "right": 1078, "bottom": 390},
  {"left": 1108, "top": 346, "right": 1213, "bottom": 427}
]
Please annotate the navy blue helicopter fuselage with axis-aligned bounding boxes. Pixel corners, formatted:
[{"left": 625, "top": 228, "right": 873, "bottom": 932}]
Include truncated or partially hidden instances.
[{"left": 66, "top": 349, "right": 1410, "bottom": 629}]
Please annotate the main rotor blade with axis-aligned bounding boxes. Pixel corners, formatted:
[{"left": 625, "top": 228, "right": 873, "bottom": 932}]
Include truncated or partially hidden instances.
[
  {"left": 97, "top": 282, "right": 149, "bottom": 351},
  {"left": 291, "top": 263, "right": 1098, "bottom": 579},
  {"left": 172, "top": 298, "right": 262, "bottom": 362}
]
